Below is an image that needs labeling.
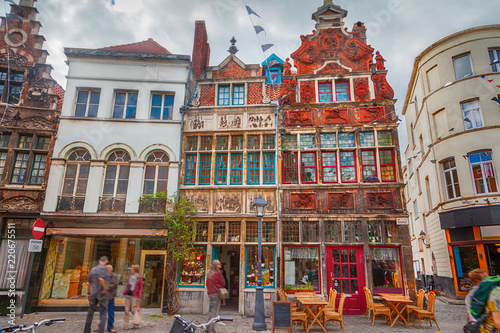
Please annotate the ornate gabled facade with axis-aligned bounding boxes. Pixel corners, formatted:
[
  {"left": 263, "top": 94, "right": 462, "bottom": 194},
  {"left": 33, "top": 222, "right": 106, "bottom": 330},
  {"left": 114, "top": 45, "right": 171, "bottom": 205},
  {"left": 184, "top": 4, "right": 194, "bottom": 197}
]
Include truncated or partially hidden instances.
[
  {"left": 277, "top": 0, "right": 414, "bottom": 314},
  {"left": 180, "top": 25, "right": 280, "bottom": 314},
  {"left": 0, "top": 0, "right": 61, "bottom": 314}
]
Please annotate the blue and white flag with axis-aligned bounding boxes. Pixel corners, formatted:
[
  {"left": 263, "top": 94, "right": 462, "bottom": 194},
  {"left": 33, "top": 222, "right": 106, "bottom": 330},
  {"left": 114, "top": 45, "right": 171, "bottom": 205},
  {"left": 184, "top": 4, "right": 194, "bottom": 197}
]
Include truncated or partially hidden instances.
[
  {"left": 6, "top": 13, "right": 22, "bottom": 21},
  {"left": 261, "top": 44, "right": 274, "bottom": 52},
  {"left": 246, "top": 5, "right": 261, "bottom": 18},
  {"left": 4, "top": 0, "right": 20, "bottom": 7},
  {"left": 254, "top": 25, "right": 265, "bottom": 34}
]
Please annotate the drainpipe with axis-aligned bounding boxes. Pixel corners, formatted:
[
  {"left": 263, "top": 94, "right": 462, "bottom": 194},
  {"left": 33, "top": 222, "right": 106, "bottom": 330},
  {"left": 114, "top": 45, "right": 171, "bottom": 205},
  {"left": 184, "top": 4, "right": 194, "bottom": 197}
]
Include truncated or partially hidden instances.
[
  {"left": 177, "top": 60, "right": 193, "bottom": 201},
  {"left": 271, "top": 100, "right": 281, "bottom": 287}
]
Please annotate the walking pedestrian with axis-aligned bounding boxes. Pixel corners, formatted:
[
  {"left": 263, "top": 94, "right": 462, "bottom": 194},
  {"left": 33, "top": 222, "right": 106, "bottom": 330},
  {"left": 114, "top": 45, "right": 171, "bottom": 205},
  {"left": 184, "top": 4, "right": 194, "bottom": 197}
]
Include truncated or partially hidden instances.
[
  {"left": 206, "top": 260, "right": 225, "bottom": 333},
  {"left": 84, "top": 256, "right": 109, "bottom": 333},
  {"left": 221, "top": 266, "right": 228, "bottom": 306},
  {"left": 465, "top": 268, "right": 488, "bottom": 322},
  {"left": 123, "top": 264, "right": 143, "bottom": 330},
  {"left": 481, "top": 284, "right": 500, "bottom": 332}
]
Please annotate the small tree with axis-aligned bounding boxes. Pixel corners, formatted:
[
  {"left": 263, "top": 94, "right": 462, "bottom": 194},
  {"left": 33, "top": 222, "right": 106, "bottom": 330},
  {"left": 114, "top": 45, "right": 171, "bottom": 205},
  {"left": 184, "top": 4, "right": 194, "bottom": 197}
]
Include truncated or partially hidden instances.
[{"left": 140, "top": 191, "right": 197, "bottom": 314}]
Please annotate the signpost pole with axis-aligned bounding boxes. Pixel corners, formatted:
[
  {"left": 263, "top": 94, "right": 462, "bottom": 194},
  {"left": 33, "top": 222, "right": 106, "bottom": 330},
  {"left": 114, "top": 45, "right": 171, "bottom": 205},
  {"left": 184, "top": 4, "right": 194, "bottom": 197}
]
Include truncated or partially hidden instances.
[{"left": 20, "top": 252, "right": 34, "bottom": 318}]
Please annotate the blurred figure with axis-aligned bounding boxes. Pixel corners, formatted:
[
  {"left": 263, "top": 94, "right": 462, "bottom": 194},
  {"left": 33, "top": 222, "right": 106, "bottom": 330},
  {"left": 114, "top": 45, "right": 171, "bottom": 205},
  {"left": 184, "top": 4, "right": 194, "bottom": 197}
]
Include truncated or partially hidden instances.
[
  {"left": 123, "top": 265, "right": 143, "bottom": 330},
  {"left": 84, "top": 256, "right": 108, "bottom": 333},
  {"left": 466, "top": 268, "right": 488, "bottom": 322}
]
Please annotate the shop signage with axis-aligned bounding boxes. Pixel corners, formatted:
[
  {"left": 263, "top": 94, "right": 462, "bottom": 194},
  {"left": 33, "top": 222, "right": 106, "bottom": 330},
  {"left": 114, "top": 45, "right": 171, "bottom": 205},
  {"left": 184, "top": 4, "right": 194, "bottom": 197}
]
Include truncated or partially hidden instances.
[
  {"left": 396, "top": 217, "right": 409, "bottom": 225},
  {"left": 272, "top": 302, "right": 291, "bottom": 331},
  {"left": 28, "top": 239, "right": 43, "bottom": 252},
  {"left": 32, "top": 219, "right": 45, "bottom": 239}
]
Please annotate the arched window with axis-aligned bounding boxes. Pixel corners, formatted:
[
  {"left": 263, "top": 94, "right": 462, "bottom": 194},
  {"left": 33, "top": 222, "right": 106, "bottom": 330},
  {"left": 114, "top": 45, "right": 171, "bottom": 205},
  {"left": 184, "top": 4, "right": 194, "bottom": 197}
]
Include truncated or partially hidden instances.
[
  {"left": 103, "top": 150, "right": 131, "bottom": 198},
  {"left": 143, "top": 151, "right": 169, "bottom": 194},
  {"left": 58, "top": 149, "right": 91, "bottom": 210},
  {"left": 62, "top": 149, "right": 91, "bottom": 197}
]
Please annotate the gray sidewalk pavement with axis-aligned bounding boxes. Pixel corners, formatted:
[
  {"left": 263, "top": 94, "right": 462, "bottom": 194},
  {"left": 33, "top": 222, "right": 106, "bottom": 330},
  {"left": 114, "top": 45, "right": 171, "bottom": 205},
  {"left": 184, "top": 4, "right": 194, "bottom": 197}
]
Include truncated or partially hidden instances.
[{"left": 1, "top": 298, "right": 465, "bottom": 333}]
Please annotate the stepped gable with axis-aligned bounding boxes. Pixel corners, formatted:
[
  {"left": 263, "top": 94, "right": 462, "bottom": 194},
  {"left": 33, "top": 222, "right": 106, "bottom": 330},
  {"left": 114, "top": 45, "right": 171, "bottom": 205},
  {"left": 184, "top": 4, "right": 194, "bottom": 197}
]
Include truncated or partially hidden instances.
[{"left": 101, "top": 38, "right": 171, "bottom": 54}]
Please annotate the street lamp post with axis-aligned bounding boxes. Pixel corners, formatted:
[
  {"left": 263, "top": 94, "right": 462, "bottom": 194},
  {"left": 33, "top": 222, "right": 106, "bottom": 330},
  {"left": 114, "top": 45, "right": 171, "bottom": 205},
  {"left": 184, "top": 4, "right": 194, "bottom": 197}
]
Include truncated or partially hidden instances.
[{"left": 252, "top": 195, "right": 268, "bottom": 331}]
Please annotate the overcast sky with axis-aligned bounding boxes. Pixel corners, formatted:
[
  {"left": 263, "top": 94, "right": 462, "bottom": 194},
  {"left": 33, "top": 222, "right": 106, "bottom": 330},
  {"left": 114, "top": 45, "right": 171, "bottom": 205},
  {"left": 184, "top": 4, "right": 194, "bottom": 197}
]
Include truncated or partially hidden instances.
[{"left": 23, "top": 0, "right": 500, "bottom": 159}]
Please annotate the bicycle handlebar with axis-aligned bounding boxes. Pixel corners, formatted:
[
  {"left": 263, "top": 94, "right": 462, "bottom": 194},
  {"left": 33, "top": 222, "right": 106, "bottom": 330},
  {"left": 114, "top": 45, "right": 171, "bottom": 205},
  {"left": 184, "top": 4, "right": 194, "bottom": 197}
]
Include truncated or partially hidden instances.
[
  {"left": 219, "top": 317, "right": 233, "bottom": 322},
  {"left": 3, "top": 318, "right": 66, "bottom": 332},
  {"left": 0, "top": 325, "right": 24, "bottom": 333}
]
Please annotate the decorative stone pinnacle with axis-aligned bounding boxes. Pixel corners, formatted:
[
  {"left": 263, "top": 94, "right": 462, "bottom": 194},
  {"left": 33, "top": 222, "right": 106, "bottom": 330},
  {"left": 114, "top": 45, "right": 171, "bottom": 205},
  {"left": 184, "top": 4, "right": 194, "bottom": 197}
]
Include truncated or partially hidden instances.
[{"left": 228, "top": 36, "right": 238, "bottom": 54}]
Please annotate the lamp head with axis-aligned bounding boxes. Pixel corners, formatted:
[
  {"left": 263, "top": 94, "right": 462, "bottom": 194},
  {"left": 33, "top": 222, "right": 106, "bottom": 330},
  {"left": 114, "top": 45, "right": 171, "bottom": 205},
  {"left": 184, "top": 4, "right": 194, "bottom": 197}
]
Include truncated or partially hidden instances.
[
  {"left": 253, "top": 195, "right": 268, "bottom": 217},
  {"left": 419, "top": 230, "right": 426, "bottom": 240}
]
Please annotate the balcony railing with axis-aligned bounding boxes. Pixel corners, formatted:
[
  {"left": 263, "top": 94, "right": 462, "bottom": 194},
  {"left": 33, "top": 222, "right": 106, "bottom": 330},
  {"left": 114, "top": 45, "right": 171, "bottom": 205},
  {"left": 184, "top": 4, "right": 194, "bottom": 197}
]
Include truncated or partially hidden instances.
[
  {"left": 57, "top": 196, "right": 85, "bottom": 211},
  {"left": 139, "top": 196, "right": 168, "bottom": 214},
  {"left": 99, "top": 196, "right": 126, "bottom": 212}
]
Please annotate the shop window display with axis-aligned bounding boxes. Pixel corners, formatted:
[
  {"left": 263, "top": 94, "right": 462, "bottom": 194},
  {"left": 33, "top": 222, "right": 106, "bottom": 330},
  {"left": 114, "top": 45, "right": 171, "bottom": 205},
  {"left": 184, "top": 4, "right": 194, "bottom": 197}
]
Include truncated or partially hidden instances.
[
  {"left": 178, "top": 247, "right": 206, "bottom": 287},
  {"left": 39, "top": 236, "right": 149, "bottom": 305},
  {"left": 453, "top": 244, "right": 479, "bottom": 292},
  {"left": 246, "top": 246, "right": 275, "bottom": 287},
  {"left": 370, "top": 247, "right": 403, "bottom": 293},
  {"left": 283, "top": 247, "right": 320, "bottom": 293}
]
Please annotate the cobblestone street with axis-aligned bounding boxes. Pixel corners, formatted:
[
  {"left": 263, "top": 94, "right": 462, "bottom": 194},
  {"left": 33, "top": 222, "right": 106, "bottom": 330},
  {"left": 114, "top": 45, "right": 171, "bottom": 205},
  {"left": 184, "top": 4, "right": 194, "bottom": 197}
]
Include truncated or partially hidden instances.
[{"left": 1, "top": 298, "right": 465, "bottom": 333}]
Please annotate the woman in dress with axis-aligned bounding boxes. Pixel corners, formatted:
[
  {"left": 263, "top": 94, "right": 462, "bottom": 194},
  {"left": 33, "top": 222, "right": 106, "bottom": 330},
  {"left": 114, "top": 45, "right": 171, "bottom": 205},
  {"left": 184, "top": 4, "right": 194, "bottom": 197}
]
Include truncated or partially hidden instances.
[
  {"left": 206, "top": 260, "right": 225, "bottom": 333},
  {"left": 123, "top": 265, "right": 143, "bottom": 330}
]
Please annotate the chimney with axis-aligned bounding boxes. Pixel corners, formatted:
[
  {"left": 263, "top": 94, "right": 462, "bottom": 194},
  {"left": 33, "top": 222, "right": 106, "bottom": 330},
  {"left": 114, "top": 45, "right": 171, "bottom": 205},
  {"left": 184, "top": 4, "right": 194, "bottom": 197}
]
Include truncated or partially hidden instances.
[{"left": 192, "top": 20, "right": 210, "bottom": 79}]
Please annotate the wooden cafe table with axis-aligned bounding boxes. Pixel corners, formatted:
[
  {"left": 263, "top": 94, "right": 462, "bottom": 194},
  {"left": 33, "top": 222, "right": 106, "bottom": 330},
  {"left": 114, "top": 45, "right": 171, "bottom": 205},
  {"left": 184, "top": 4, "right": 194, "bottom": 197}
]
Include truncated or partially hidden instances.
[
  {"left": 297, "top": 297, "right": 329, "bottom": 333},
  {"left": 379, "top": 293, "right": 413, "bottom": 328}
]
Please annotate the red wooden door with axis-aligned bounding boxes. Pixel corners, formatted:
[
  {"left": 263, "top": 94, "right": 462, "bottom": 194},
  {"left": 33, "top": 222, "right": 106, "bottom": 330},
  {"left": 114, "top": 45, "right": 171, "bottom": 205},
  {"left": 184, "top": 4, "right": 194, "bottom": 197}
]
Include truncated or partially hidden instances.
[{"left": 326, "top": 246, "right": 366, "bottom": 315}]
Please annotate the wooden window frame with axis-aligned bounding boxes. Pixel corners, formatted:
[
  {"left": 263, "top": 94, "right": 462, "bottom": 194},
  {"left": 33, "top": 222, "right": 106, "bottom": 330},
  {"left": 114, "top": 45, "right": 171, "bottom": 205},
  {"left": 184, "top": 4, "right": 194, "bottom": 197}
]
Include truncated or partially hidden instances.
[
  {"left": 379, "top": 149, "right": 396, "bottom": 182},
  {"left": 282, "top": 152, "right": 298, "bottom": 184},
  {"left": 318, "top": 81, "right": 333, "bottom": 102},
  {"left": 248, "top": 152, "right": 260, "bottom": 185},
  {"left": 340, "top": 150, "right": 357, "bottom": 183},
  {"left": 301, "top": 151, "right": 317, "bottom": 184},
  {"left": 321, "top": 151, "right": 338, "bottom": 183},
  {"left": 199, "top": 153, "right": 211, "bottom": 185},
  {"left": 74, "top": 89, "right": 100, "bottom": 117},
  {"left": 335, "top": 80, "right": 350, "bottom": 101}
]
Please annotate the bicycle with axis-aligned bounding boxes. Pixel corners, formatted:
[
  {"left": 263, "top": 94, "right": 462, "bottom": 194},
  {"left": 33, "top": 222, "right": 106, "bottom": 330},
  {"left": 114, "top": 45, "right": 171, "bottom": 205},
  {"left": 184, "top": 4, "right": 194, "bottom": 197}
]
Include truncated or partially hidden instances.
[
  {"left": 169, "top": 315, "right": 233, "bottom": 333},
  {"left": 0, "top": 318, "right": 65, "bottom": 333}
]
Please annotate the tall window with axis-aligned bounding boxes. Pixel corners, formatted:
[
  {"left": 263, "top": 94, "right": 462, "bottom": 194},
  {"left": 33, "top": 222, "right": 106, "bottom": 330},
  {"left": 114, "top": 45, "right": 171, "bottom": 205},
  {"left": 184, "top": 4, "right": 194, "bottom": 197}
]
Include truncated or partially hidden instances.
[
  {"left": 74, "top": 89, "right": 100, "bottom": 117},
  {"left": 112, "top": 91, "right": 138, "bottom": 119},
  {"left": 143, "top": 151, "right": 169, "bottom": 194},
  {"left": 184, "top": 154, "right": 197, "bottom": 185},
  {"left": 61, "top": 149, "right": 91, "bottom": 200},
  {"left": 230, "top": 153, "right": 243, "bottom": 185},
  {"left": 248, "top": 153, "right": 260, "bottom": 185},
  {"left": 0, "top": 68, "right": 24, "bottom": 104},
  {"left": 461, "top": 99, "right": 483, "bottom": 130},
  {"left": 102, "top": 150, "right": 131, "bottom": 198},
  {"left": 199, "top": 154, "right": 211, "bottom": 185},
  {"left": 442, "top": 158, "right": 460, "bottom": 199},
  {"left": 489, "top": 49, "right": 500, "bottom": 72},
  {"left": 322, "top": 152, "right": 337, "bottom": 183},
  {"left": 453, "top": 53, "right": 473, "bottom": 80},
  {"left": 150, "top": 93, "right": 174, "bottom": 120},
  {"left": 340, "top": 151, "right": 356, "bottom": 182},
  {"left": 10, "top": 134, "right": 50, "bottom": 185},
  {"left": 335, "top": 81, "right": 350, "bottom": 101},
  {"left": 469, "top": 151, "right": 498, "bottom": 194},
  {"left": 263, "top": 153, "right": 275, "bottom": 184},
  {"left": 283, "top": 152, "right": 298, "bottom": 184},
  {"left": 379, "top": 150, "right": 395, "bottom": 182},
  {"left": 218, "top": 85, "right": 230, "bottom": 106},
  {"left": 318, "top": 82, "right": 332, "bottom": 102},
  {"left": 232, "top": 84, "right": 245, "bottom": 105},
  {"left": 215, "top": 154, "right": 228, "bottom": 185},
  {"left": 0, "top": 133, "right": 10, "bottom": 179},
  {"left": 361, "top": 150, "right": 376, "bottom": 181},
  {"left": 301, "top": 152, "right": 316, "bottom": 183}
]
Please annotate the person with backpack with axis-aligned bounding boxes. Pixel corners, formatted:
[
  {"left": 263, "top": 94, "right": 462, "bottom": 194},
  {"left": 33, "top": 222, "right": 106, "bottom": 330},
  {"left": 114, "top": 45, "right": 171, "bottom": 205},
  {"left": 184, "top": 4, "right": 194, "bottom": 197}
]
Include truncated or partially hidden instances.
[
  {"left": 466, "top": 269, "right": 488, "bottom": 322},
  {"left": 481, "top": 285, "right": 500, "bottom": 332},
  {"left": 465, "top": 275, "right": 500, "bottom": 333}
]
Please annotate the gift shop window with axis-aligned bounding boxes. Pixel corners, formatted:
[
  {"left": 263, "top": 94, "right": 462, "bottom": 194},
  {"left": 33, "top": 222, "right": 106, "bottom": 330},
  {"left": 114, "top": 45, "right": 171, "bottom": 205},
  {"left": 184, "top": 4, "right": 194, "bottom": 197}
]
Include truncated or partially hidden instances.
[
  {"left": 370, "top": 247, "right": 403, "bottom": 294},
  {"left": 469, "top": 151, "right": 498, "bottom": 194},
  {"left": 283, "top": 246, "right": 320, "bottom": 293},
  {"left": 246, "top": 246, "right": 275, "bottom": 288},
  {"left": 452, "top": 245, "right": 478, "bottom": 292},
  {"left": 178, "top": 247, "right": 206, "bottom": 287},
  {"left": 318, "top": 82, "right": 333, "bottom": 102},
  {"left": 0, "top": 219, "right": 31, "bottom": 290}
]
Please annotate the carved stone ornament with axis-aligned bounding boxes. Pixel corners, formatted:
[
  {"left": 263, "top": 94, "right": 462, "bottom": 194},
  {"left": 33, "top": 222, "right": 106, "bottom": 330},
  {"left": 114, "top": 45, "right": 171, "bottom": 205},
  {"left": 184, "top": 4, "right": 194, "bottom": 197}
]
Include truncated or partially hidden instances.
[
  {"left": 192, "top": 97, "right": 200, "bottom": 107},
  {"left": 218, "top": 115, "right": 242, "bottom": 129},
  {"left": 215, "top": 193, "right": 241, "bottom": 213},
  {"left": 247, "top": 192, "right": 275, "bottom": 214},
  {"left": 262, "top": 95, "right": 271, "bottom": 104},
  {"left": 300, "top": 81, "right": 315, "bottom": 103},
  {"left": 287, "top": 110, "right": 313, "bottom": 126},
  {"left": 248, "top": 114, "right": 273, "bottom": 129},
  {"left": 290, "top": 192, "right": 316, "bottom": 210},
  {"left": 324, "top": 108, "right": 349, "bottom": 124},
  {"left": 371, "top": 73, "right": 395, "bottom": 100},
  {"left": 184, "top": 192, "right": 209, "bottom": 212},
  {"left": 0, "top": 196, "right": 40, "bottom": 211},
  {"left": 354, "top": 78, "right": 369, "bottom": 102},
  {"left": 188, "top": 116, "right": 205, "bottom": 130},
  {"left": 19, "top": 116, "right": 55, "bottom": 130},
  {"left": 0, "top": 49, "right": 27, "bottom": 66},
  {"left": 327, "top": 192, "right": 354, "bottom": 210},
  {"left": 359, "top": 106, "right": 385, "bottom": 123},
  {"left": 366, "top": 192, "right": 394, "bottom": 209},
  {"left": 279, "top": 78, "right": 297, "bottom": 105}
]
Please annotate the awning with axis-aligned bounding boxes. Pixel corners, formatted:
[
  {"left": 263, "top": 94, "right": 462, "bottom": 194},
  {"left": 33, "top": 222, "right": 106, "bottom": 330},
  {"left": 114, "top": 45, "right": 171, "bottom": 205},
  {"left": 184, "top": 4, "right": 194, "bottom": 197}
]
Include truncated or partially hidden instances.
[
  {"left": 439, "top": 204, "right": 500, "bottom": 229},
  {"left": 46, "top": 228, "right": 168, "bottom": 237}
]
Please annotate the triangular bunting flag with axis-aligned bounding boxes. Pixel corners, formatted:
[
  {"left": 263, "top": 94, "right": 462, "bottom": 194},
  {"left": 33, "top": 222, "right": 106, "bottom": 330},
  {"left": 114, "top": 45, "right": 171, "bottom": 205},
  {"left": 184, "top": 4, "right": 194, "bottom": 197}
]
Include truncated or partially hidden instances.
[
  {"left": 6, "top": 13, "right": 22, "bottom": 21},
  {"left": 4, "top": 0, "right": 20, "bottom": 7},
  {"left": 481, "top": 75, "right": 486, "bottom": 78},
  {"left": 261, "top": 44, "right": 274, "bottom": 52},
  {"left": 488, "top": 79, "right": 494, "bottom": 82},
  {"left": 254, "top": 25, "right": 265, "bottom": 35},
  {"left": 246, "top": 6, "right": 261, "bottom": 18}
]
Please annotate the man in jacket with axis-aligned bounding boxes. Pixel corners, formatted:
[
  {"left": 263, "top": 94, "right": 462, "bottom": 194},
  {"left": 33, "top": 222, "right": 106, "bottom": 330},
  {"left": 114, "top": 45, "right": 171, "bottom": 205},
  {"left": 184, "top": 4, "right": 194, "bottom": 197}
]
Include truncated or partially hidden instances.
[
  {"left": 84, "top": 256, "right": 109, "bottom": 333},
  {"left": 94, "top": 265, "right": 118, "bottom": 333}
]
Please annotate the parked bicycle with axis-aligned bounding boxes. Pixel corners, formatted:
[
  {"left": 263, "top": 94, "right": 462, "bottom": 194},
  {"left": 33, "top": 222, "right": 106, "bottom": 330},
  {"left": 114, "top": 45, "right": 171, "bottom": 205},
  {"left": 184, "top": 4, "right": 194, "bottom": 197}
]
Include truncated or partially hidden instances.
[
  {"left": 169, "top": 315, "right": 233, "bottom": 333},
  {"left": 0, "top": 318, "right": 65, "bottom": 333}
]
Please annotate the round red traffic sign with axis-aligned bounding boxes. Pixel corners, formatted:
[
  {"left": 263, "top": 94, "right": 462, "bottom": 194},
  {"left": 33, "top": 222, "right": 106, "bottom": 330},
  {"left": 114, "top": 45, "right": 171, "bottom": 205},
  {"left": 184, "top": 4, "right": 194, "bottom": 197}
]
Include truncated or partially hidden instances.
[{"left": 32, "top": 219, "right": 45, "bottom": 240}]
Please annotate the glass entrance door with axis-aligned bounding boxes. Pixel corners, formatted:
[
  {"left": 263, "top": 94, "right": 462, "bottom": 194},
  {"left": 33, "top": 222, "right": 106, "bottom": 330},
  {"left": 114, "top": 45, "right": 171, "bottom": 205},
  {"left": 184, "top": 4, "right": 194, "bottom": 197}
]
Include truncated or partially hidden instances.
[
  {"left": 326, "top": 246, "right": 366, "bottom": 315},
  {"left": 140, "top": 250, "right": 166, "bottom": 308}
]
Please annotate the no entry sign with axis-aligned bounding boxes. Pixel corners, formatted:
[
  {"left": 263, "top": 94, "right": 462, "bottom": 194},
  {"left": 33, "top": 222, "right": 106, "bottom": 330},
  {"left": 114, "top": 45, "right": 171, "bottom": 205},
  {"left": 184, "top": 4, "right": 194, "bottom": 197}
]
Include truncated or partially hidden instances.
[{"left": 32, "top": 219, "right": 45, "bottom": 240}]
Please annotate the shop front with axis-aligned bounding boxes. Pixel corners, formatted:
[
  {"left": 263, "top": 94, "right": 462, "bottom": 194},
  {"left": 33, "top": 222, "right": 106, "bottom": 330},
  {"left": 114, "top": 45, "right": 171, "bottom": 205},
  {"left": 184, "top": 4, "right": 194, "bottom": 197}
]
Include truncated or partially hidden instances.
[
  {"left": 440, "top": 205, "right": 500, "bottom": 296},
  {"left": 37, "top": 229, "right": 168, "bottom": 309}
]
